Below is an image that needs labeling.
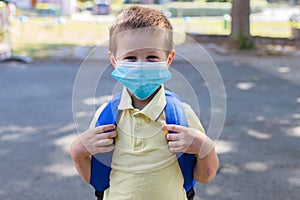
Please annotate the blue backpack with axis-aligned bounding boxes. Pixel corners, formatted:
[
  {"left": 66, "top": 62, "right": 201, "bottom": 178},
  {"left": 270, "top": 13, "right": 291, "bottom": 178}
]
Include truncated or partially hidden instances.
[{"left": 90, "top": 90, "right": 196, "bottom": 194}]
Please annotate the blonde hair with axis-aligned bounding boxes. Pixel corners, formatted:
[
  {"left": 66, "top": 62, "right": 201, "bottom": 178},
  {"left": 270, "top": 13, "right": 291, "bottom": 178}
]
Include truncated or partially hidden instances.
[{"left": 109, "top": 5, "right": 173, "bottom": 55}]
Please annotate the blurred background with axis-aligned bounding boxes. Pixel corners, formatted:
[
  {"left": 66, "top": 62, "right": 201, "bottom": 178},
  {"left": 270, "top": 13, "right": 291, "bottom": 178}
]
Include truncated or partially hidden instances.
[
  {"left": 1, "top": 1, "right": 300, "bottom": 200},
  {"left": 0, "top": 0, "right": 299, "bottom": 60}
]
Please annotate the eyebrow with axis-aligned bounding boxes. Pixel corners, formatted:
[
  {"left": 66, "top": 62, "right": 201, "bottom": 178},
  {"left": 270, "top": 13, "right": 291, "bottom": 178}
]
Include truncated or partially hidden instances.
[{"left": 124, "top": 49, "right": 163, "bottom": 55}]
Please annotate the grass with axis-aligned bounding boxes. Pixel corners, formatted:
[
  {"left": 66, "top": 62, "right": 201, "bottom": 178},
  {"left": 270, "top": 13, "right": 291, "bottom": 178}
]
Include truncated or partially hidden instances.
[
  {"left": 11, "top": 16, "right": 111, "bottom": 58},
  {"left": 251, "top": 21, "right": 291, "bottom": 38},
  {"left": 11, "top": 16, "right": 292, "bottom": 59},
  {"left": 11, "top": 16, "right": 110, "bottom": 45},
  {"left": 10, "top": 0, "right": 293, "bottom": 59},
  {"left": 13, "top": 43, "right": 77, "bottom": 59}
]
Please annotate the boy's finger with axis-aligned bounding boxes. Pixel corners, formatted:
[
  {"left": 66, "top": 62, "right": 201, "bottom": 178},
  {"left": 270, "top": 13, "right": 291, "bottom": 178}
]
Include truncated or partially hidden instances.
[
  {"left": 106, "top": 130, "right": 118, "bottom": 139},
  {"left": 96, "top": 139, "right": 114, "bottom": 147},
  {"left": 162, "top": 124, "right": 182, "bottom": 133},
  {"left": 166, "top": 133, "right": 179, "bottom": 141},
  {"left": 94, "top": 124, "right": 116, "bottom": 134},
  {"left": 102, "top": 145, "right": 115, "bottom": 153},
  {"left": 169, "top": 146, "right": 181, "bottom": 153},
  {"left": 97, "top": 130, "right": 118, "bottom": 140},
  {"left": 94, "top": 145, "right": 115, "bottom": 155},
  {"left": 168, "top": 140, "right": 179, "bottom": 148}
]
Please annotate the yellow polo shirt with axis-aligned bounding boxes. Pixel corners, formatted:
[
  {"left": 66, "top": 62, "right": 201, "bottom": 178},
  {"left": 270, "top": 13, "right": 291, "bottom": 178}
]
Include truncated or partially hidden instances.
[{"left": 90, "top": 86, "right": 205, "bottom": 200}]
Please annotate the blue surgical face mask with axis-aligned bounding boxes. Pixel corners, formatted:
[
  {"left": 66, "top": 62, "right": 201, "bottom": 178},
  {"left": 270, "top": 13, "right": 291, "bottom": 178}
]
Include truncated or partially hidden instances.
[{"left": 111, "top": 61, "right": 172, "bottom": 100}]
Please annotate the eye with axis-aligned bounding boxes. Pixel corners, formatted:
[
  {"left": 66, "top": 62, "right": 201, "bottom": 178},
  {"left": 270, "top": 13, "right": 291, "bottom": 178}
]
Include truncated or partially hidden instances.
[
  {"left": 147, "top": 55, "right": 160, "bottom": 62},
  {"left": 123, "top": 56, "right": 136, "bottom": 62}
]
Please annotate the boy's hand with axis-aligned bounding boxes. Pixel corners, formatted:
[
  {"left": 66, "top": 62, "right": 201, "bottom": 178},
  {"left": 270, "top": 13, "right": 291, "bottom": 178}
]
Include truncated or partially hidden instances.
[
  {"left": 77, "top": 124, "right": 118, "bottom": 157},
  {"left": 162, "top": 125, "right": 214, "bottom": 158}
]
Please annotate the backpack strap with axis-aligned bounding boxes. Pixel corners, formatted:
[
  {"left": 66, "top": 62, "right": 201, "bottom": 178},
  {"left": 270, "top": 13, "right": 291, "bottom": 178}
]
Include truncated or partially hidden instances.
[
  {"left": 90, "top": 93, "right": 121, "bottom": 192},
  {"left": 91, "top": 91, "right": 196, "bottom": 193},
  {"left": 164, "top": 90, "right": 197, "bottom": 192}
]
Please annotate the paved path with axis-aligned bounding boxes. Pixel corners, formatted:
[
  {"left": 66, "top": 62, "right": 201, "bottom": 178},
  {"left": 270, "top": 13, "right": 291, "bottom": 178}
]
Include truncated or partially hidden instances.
[
  {"left": 0, "top": 44, "right": 299, "bottom": 199},
  {"left": 197, "top": 46, "right": 300, "bottom": 200}
]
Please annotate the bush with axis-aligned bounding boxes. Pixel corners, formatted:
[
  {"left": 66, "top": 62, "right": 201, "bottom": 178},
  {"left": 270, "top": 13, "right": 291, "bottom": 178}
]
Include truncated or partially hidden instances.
[
  {"left": 236, "top": 34, "right": 255, "bottom": 50},
  {"left": 167, "top": 1, "right": 264, "bottom": 17},
  {"left": 168, "top": 5, "right": 231, "bottom": 17}
]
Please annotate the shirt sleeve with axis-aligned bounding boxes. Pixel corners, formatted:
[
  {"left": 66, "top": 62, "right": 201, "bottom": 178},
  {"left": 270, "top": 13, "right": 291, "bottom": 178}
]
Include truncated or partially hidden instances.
[
  {"left": 89, "top": 103, "right": 108, "bottom": 129},
  {"left": 182, "top": 103, "right": 206, "bottom": 134}
]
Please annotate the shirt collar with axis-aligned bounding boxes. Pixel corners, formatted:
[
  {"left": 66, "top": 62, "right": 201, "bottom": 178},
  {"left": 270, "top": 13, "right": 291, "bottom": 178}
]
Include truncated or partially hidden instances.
[
  {"left": 118, "top": 85, "right": 166, "bottom": 121},
  {"left": 118, "top": 87, "right": 134, "bottom": 110}
]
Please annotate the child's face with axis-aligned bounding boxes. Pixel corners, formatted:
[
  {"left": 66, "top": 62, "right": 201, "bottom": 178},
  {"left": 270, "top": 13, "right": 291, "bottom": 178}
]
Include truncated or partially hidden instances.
[{"left": 109, "top": 29, "right": 175, "bottom": 66}]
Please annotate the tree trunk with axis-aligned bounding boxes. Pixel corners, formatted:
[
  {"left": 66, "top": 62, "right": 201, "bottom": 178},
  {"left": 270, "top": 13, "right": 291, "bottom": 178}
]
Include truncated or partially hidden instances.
[
  {"left": 289, "top": 0, "right": 296, "bottom": 6},
  {"left": 230, "top": 0, "right": 250, "bottom": 38},
  {"left": 230, "top": 0, "right": 253, "bottom": 49}
]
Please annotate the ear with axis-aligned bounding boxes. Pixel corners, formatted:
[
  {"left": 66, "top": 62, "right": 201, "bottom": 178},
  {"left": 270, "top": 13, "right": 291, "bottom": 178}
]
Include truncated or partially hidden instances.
[
  {"left": 108, "top": 51, "right": 117, "bottom": 68},
  {"left": 167, "top": 50, "right": 176, "bottom": 67}
]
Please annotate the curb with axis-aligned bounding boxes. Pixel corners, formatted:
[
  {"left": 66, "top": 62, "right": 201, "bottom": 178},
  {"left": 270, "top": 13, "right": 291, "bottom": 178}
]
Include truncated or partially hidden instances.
[{"left": 41, "top": 43, "right": 300, "bottom": 62}]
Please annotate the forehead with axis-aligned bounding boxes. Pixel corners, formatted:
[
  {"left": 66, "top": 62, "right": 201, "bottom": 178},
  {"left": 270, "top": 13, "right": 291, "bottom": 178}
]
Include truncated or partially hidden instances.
[{"left": 114, "top": 28, "right": 169, "bottom": 57}]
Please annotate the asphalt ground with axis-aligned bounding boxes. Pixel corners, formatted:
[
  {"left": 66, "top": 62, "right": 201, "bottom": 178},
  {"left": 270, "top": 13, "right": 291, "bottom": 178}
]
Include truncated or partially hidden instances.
[{"left": 0, "top": 45, "right": 299, "bottom": 200}]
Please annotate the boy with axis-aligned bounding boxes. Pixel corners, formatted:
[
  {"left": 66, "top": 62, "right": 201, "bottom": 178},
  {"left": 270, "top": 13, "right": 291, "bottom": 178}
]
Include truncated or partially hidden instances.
[{"left": 70, "top": 5, "right": 219, "bottom": 200}]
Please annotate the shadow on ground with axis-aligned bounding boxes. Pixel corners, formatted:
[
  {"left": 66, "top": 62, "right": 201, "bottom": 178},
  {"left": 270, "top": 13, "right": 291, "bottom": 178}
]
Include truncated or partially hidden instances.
[{"left": 0, "top": 53, "right": 299, "bottom": 199}]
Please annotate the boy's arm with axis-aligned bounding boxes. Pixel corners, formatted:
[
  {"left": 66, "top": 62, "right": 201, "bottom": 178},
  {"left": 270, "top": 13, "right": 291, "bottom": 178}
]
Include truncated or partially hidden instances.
[
  {"left": 183, "top": 103, "right": 219, "bottom": 183},
  {"left": 162, "top": 103, "right": 219, "bottom": 183},
  {"left": 70, "top": 135, "right": 92, "bottom": 183},
  {"left": 162, "top": 125, "right": 219, "bottom": 183},
  {"left": 192, "top": 133, "right": 219, "bottom": 183},
  {"left": 194, "top": 148, "right": 219, "bottom": 183},
  {"left": 70, "top": 125, "right": 117, "bottom": 183}
]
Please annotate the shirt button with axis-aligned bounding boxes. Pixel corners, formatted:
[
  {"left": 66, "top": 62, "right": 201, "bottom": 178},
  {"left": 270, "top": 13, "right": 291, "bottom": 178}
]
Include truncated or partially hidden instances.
[{"left": 135, "top": 127, "right": 140, "bottom": 133}]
